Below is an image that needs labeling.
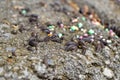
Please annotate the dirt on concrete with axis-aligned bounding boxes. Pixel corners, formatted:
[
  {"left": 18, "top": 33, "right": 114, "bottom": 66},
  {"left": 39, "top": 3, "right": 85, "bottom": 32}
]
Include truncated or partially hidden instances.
[{"left": 0, "top": 0, "right": 120, "bottom": 80}]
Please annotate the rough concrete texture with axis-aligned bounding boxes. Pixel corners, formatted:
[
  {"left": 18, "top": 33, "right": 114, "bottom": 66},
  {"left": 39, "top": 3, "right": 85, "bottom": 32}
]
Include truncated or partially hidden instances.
[{"left": 0, "top": 0, "right": 120, "bottom": 80}]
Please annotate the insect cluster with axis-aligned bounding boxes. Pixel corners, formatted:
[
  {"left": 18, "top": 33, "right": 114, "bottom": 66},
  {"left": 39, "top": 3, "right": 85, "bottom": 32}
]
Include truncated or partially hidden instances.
[{"left": 11, "top": 5, "right": 120, "bottom": 55}]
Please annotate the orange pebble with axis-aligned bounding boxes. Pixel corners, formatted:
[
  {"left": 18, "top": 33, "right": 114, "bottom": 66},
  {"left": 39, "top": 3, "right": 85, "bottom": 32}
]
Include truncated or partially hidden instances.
[{"left": 48, "top": 32, "right": 53, "bottom": 37}]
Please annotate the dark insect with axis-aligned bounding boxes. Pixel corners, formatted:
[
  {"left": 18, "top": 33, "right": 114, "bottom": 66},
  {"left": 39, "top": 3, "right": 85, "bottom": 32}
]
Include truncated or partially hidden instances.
[
  {"left": 57, "top": 21, "right": 62, "bottom": 26},
  {"left": 11, "top": 51, "right": 16, "bottom": 56},
  {"left": 65, "top": 39, "right": 87, "bottom": 54},
  {"left": 65, "top": 41, "right": 78, "bottom": 46},
  {"left": 92, "top": 37, "right": 107, "bottom": 52},
  {"left": 18, "top": 24, "right": 26, "bottom": 33},
  {"left": 78, "top": 40, "right": 87, "bottom": 54},
  {"left": 28, "top": 14, "right": 38, "bottom": 24},
  {"left": 27, "top": 37, "right": 38, "bottom": 51},
  {"left": 11, "top": 30, "right": 18, "bottom": 35},
  {"left": 40, "top": 26, "right": 51, "bottom": 34},
  {"left": 65, "top": 41, "right": 78, "bottom": 51},
  {"left": 93, "top": 41, "right": 103, "bottom": 52},
  {"left": 43, "top": 33, "right": 64, "bottom": 43},
  {"left": 50, "top": 34, "right": 64, "bottom": 43},
  {"left": 27, "top": 32, "right": 42, "bottom": 51},
  {"left": 57, "top": 21, "right": 64, "bottom": 28}
]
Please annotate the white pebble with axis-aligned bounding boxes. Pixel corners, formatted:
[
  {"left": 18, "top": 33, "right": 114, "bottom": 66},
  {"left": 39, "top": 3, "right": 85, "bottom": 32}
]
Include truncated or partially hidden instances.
[
  {"left": 106, "top": 40, "right": 112, "bottom": 44},
  {"left": 105, "top": 60, "right": 110, "bottom": 65},
  {"left": 103, "top": 68, "right": 114, "bottom": 78},
  {"left": 79, "top": 74, "right": 85, "bottom": 79}
]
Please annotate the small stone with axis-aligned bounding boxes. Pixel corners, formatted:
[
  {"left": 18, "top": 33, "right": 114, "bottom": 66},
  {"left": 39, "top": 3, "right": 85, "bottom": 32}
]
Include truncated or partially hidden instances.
[
  {"left": 109, "top": 32, "right": 115, "bottom": 37},
  {"left": 47, "top": 59, "right": 54, "bottom": 66},
  {"left": 88, "top": 29, "right": 94, "bottom": 35},
  {"left": 58, "top": 33, "right": 63, "bottom": 38},
  {"left": 79, "top": 74, "right": 86, "bottom": 79},
  {"left": 21, "top": 9, "right": 27, "bottom": 15},
  {"left": 72, "top": 18, "right": 78, "bottom": 23},
  {"left": 0, "top": 77, "right": 5, "bottom": 80},
  {"left": 106, "top": 40, "right": 112, "bottom": 44},
  {"left": 7, "top": 66, "right": 12, "bottom": 70},
  {"left": 34, "top": 62, "right": 47, "bottom": 74},
  {"left": 70, "top": 26, "right": 79, "bottom": 32},
  {"left": 77, "top": 22, "right": 83, "bottom": 28},
  {"left": 100, "top": 35, "right": 103, "bottom": 38},
  {"left": 48, "top": 32, "right": 53, "bottom": 37},
  {"left": 14, "top": 5, "right": 24, "bottom": 10},
  {"left": 22, "top": 68, "right": 30, "bottom": 77},
  {"left": 79, "top": 36, "right": 83, "bottom": 39},
  {"left": 105, "top": 60, "right": 110, "bottom": 65},
  {"left": 0, "top": 67, "right": 5, "bottom": 76},
  {"left": 105, "top": 28, "right": 109, "bottom": 32},
  {"left": 0, "top": 58, "right": 5, "bottom": 66},
  {"left": 20, "top": 8, "right": 30, "bottom": 15},
  {"left": 82, "top": 17, "right": 86, "bottom": 21},
  {"left": 27, "top": 56, "right": 39, "bottom": 61},
  {"left": 6, "top": 47, "right": 16, "bottom": 52},
  {"left": 45, "top": 59, "right": 55, "bottom": 67},
  {"left": 60, "top": 24, "right": 64, "bottom": 28},
  {"left": 48, "top": 25, "right": 55, "bottom": 31},
  {"left": 103, "top": 68, "right": 114, "bottom": 78},
  {"left": 115, "top": 55, "right": 119, "bottom": 60},
  {"left": 13, "top": 66, "right": 20, "bottom": 72},
  {"left": 81, "top": 28, "right": 87, "bottom": 33},
  {"left": 63, "top": 28, "right": 66, "bottom": 31},
  {"left": 12, "top": 72, "right": 18, "bottom": 80},
  {"left": 12, "top": 24, "right": 19, "bottom": 31},
  {"left": 0, "top": 24, "right": 10, "bottom": 29},
  {"left": 76, "top": 35, "right": 79, "bottom": 38},
  {"left": 3, "top": 33, "right": 12, "bottom": 39},
  {"left": 83, "top": 33, "right": 88, "bottom": 37},
  {"left": 91, "top": 39, "right": 94, "bottom": 42},
  {"left": 30, "top": 75, "right": 40, "bottom": 80},
  {"left": 92, "top": 21, "right": 100, "bottom": 26},
  {"left": 99, "top": 25, "right": 105, "bottom": 29},
  {"left": 11, "top": 30, "right": 18, "bottom": 35},
  {"left": 4, "top": 71, "right": 13, "bottom": 78}
]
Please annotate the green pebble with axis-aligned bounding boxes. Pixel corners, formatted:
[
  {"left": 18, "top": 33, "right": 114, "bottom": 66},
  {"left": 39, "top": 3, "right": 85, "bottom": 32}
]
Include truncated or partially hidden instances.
[
  {"left": 115, "top": 35, "right": 119, "bottom": 39},
  {"left": 48, "top": 25, "right": 55, "bottom": 29},
  {"left": 22, "top": 10, "right": 27, "bottom": 15},
  {"left": 88, "top": 29, "right": 94, "bottom": 35},
  {"left": 70, "top": 26, "right": 76, "bottom": 31},
  {"left": 105, "top": 28, "right": 109, "bottom": 32},
  {"left": 82, "top": 17, "right": 86, "bottom": 21},
  {"left": 58, "top": 33, "right": 62, "bottom": 38},
  {"left": 48, "top": 26, "right": 55, "bottom": 31},
  {"left": 70, "top": 28, "right": 74, "bottom": 32},
  {"left": 77, "top": 22, "right": 83, "bottom": 28}
]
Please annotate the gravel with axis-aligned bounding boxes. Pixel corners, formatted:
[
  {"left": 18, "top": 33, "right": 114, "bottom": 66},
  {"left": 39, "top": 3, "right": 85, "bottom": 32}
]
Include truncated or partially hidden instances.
[{"left": 0, "top": 0, "right": 120, "bottom": 80}]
